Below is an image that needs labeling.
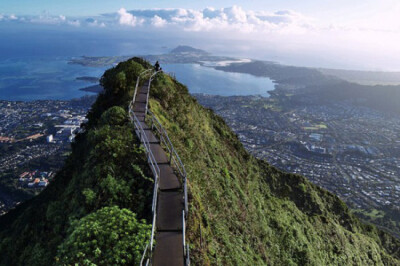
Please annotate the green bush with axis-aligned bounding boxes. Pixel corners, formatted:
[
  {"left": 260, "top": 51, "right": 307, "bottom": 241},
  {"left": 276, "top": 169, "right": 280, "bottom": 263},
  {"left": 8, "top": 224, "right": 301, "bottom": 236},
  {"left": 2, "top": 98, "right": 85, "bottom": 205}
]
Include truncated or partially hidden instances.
[
  {"left": 56, "top": 206, "right": 151, "bottom": 265},
  {"left": 99, "top": 106, "right": 127, "bottom": 126}
]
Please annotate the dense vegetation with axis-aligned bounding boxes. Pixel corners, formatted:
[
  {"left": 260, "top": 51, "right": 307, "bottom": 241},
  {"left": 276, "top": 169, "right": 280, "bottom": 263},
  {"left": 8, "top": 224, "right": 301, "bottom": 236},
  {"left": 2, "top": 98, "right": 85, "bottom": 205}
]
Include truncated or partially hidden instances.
[
  {"left": 57, "top": 206, "right": 150, "bottom": 265},
  {"left": 0, "top": 58, "right": 399, "bottom": 265},
  {"left": 0, "top": 58, "right": 154, "bottom": 265}
]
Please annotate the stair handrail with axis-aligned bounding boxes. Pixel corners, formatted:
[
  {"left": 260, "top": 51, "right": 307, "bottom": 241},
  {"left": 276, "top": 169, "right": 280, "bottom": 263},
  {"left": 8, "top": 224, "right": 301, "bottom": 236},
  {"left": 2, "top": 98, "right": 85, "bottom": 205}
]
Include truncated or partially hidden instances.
[
  {"left": 146, "top": 110, "right": 187, "bottom": 177},
  {"left": 145, "top": 70, "right": 162, "bottom": 115},
  {"left": 140, "top": 243, "right": 149, "bottom": 266},
  {"left": 129, "top": 109, "right": 160, "bottom": 212},
  {"left": 146, "top": 110, "right": 190, "bottom": 265},
  {"left": 133, "top": 69, "right": 153, "bottom": 104},
  {"left": 146, "top": 110, "right": 188, "bottom": 216},
  {"left": 129, "top": 104, "right": 160, "bottom": 265}
]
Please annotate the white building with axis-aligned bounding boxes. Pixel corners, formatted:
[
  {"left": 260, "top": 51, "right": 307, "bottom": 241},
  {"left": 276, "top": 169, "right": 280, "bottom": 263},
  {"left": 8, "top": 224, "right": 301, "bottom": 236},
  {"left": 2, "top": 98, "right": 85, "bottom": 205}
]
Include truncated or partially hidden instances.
[{"left": 46, "top": 135, "right": 53, "bottom": 143}]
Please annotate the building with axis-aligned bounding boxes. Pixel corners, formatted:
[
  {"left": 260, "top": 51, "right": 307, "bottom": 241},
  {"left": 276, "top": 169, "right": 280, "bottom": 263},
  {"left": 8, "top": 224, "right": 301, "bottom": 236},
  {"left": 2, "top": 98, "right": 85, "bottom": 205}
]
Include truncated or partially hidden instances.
[{"left": 46, "top": 135, "right": 53, "bottom": 143}]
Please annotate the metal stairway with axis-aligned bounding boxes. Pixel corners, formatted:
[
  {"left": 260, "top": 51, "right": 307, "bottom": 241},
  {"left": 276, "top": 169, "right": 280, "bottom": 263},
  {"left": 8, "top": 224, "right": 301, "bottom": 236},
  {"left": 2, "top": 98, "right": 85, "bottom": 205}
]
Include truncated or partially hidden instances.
[{"left": 128, "top": 69, "right": 190, "bottom": 266}]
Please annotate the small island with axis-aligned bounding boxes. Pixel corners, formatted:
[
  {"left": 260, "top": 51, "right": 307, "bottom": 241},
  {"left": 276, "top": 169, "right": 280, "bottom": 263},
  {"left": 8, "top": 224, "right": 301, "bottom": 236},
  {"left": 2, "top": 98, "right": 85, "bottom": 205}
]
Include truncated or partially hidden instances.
[
  {"left": 76, "top": 76, "right": 100, "bottom": 83},
  {"left": 80, "top": 84, "right": 104, "bottom": 93}
]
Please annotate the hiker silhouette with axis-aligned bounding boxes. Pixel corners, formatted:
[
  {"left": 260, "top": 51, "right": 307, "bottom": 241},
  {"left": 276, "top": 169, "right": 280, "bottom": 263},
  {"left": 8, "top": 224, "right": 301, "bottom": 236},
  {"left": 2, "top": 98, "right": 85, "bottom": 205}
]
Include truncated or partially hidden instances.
[{"left": 154, "top": 61, "right": 160, "bottom": 71}]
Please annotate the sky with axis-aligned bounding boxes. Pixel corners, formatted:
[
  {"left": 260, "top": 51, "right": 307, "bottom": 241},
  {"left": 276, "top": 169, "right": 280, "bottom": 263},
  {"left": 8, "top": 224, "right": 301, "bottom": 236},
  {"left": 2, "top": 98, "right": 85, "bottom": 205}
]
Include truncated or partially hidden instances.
[
  {"left": 1, "top": 0, "right": 395, "bottom": 25},
  {"left": 1, "top": 1, "right": 400, "bottom": 70}
]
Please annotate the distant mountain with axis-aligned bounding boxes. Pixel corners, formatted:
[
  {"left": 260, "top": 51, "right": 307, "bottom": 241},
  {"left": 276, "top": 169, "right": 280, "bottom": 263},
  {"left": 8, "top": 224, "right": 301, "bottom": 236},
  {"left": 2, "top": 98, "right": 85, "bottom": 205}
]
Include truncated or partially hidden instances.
[
  {"left": 217, "top": 60, "right": 400, "bottom": 114},
  {"left": 319, "top": 68, "right": 400, "bottom": 86},
  {"left": 170, "top": 45, "right": 209, "bottom": 55}
]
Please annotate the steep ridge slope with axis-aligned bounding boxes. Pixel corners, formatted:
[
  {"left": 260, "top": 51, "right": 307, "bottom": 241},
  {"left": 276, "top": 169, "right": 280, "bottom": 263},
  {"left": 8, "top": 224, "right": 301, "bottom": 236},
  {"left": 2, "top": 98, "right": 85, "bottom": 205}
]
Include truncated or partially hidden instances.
[
  {"left": 0, "top": 58, "right": 155, "bottom": 265},
  {"left": 148, "top": 67, "right": 400, "bottom": 265},
  {"left": 0, "top": 58, "right": 398, "bottom": 265}
]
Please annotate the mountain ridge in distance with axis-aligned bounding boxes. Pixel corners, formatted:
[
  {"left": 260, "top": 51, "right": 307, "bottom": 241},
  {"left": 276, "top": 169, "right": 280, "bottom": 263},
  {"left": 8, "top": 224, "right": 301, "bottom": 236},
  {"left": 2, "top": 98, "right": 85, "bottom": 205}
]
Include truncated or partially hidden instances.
[{"left": 170, "top": 45, "right": 209, "bottom": 55}]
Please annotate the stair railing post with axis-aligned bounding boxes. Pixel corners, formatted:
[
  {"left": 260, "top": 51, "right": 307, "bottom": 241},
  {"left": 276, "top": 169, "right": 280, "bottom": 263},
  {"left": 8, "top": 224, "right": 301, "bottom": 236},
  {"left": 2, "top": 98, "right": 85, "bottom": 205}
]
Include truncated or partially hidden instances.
[
  {"left": 184, "top": 178, "right": 188, "bottom": 215},
  {"left": 186, "top": 244, "right": 190, "bottom": 266},
  {"left": 182, "top": 210, "right": 186, "bottom": 257}
]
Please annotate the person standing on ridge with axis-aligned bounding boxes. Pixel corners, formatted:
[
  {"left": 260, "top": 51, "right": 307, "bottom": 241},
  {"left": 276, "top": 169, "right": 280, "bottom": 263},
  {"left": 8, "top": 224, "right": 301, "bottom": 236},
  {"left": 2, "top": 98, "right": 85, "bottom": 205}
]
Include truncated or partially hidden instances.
[{"left": 154, "top": 61, "right": 160, "bottom": 71}]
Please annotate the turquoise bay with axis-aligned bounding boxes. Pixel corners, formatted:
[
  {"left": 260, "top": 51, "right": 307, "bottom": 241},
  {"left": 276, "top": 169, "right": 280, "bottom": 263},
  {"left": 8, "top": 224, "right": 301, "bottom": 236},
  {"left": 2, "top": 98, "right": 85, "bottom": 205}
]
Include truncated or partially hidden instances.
[
  {"left": 163, "top": 63, "right": 275, "bottom": 97},
  {"left": 0, "top": 59, "right": 275, "bottom": 101}
]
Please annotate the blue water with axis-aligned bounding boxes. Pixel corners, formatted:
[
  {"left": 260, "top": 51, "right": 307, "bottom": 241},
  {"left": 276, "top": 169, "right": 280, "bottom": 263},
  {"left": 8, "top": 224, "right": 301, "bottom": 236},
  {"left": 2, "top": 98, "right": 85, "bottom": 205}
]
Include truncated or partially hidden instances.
[
  {"left": 0, "top": 25, "right": 276, "bottom": 100},
  {"left": 0, "top": 57, "right": 108, "bottom": 101},
  {"left": 163, "top": 64, "right": 275, "bottom": 97},
  {"left": 0, "top": 59, "right": 275, "bottom": 101},
  {"left": 0, "top": 25, "right": 170, "bottom": 101}
]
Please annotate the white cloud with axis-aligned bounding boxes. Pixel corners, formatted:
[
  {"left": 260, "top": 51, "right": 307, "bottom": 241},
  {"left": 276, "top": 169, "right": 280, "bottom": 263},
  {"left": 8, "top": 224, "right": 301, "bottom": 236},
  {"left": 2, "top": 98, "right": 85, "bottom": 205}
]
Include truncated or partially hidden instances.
[
  {"left": 85, "top": 18, "right": 106, "bottom": 27},
  {"left": 223, "top": 5, "right": 247, "bottom": 23},
  {"left": 118, "top": 8, "right": 141, "bottom": 27},
  {"left": 0, "top": 7, "right": 314, "bottom": 34},
  {"left": 151, "top": 15, "right": 166, "bottom": 27},
  {"left": 67, "top": 19, "right": 81, "bottom": 27},
  {"left": 110, "top": 6, "right": 400, "bottom": 70},
  {"left": 28, "top": 13, "right": 82, "bottom": 27},
  {"left": 115, "top": 7, "right": 314, "bottom": 34}
]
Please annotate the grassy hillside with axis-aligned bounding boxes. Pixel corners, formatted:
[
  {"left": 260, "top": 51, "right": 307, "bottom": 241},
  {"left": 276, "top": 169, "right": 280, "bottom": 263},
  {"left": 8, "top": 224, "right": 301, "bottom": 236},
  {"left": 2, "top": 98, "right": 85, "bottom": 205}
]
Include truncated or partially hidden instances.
[
  {"left": 149, "top": 66, "right": 400, "bottom": 265},
  {"left": 0, "top": 58, "right": 399, "bottom": 265}
]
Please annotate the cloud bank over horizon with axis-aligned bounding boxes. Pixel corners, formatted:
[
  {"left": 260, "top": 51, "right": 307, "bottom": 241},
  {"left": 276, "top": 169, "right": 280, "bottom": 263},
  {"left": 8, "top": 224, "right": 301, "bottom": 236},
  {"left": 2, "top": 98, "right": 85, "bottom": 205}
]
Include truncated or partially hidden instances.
[
  {"left": 1, "top": 5, "right": 400, "bottom": 70},
  {"left": 115, "top": 6, "right": 314, "bottom": 34}
]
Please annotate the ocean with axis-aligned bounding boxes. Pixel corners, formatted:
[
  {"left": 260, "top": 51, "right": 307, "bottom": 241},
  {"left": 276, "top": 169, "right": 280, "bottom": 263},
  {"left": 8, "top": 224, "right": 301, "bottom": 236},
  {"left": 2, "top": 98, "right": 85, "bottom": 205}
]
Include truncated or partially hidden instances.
[
  {"left": 0, "top": 58, "right": 276, "bottom": 101},
  {"left": 0, "top": 27, "right": 275, "bottom": 100},
  {"left": 0, "top": 56, "right": 108, "bottom": 101}
]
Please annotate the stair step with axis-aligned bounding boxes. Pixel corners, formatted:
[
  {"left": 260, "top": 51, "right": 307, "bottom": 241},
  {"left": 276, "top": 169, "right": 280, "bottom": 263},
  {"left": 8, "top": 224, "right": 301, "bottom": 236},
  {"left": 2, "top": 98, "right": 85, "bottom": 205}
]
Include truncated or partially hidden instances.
[
  {"left": 133, "top": 103, "right": 146, "bottom": 113},
  {"left": 150, "top": 144, "right": 169, "bottom": 164},
  {"left": 157, "top": 191, "right": 183, "bottom": 231},
  {"left": 135, "top": 113, "right": 146, "bottom": 122},
  {"left": 159, "top": 164, "right": 181, "bottom": 191},
  {"left": 143, "top": 130, "right": 159, "bottom": 143},
  {"left": 138, "top": 86, "right": 148, "bottom": 94},
  {"left": 138, "top": 121, "right": 150, "bottom": 130},
  {"left": 135, "top": 93, "right": 147, "bottom": 103},
  {"left": 153, "top": 231, "right": 184, "bottom": 266}
]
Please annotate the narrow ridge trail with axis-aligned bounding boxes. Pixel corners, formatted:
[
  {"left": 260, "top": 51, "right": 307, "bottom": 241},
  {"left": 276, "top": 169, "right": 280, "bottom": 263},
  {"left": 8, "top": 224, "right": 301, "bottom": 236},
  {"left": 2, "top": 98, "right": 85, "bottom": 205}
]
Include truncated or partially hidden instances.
[{"left": 129, "top": 71, "right": 190, "bottom": 266}]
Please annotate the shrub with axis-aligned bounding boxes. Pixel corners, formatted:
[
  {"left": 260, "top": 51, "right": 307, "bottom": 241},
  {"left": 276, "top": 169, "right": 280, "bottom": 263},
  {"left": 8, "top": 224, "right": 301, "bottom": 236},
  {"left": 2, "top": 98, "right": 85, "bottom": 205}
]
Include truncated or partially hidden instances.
[{"left": 56, "top": 206, "right": 151, "bottom": 265}]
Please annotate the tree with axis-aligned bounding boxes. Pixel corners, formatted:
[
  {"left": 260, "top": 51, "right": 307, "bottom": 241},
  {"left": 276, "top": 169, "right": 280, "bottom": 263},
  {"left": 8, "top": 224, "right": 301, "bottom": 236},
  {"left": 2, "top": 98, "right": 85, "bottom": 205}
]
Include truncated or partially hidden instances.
[{"left": 115, "top": 72, "right": 127, "bottom": 94}]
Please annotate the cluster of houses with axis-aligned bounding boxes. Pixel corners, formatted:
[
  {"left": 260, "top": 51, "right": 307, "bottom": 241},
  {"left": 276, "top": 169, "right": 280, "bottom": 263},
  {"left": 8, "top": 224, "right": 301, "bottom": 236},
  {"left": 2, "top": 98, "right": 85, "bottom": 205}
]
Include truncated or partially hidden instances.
[
  {"left": 18, "top": 170, "right": 53, "bottom": 188},
  {"left": 47, "top": 114, "right": 87, "bottom": 144}
]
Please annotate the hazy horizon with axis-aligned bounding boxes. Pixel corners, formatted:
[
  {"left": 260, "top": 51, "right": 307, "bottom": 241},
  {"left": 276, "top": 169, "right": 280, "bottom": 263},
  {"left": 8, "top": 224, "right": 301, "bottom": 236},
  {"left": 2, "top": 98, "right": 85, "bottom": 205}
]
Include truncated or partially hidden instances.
[{"left": 2, "top": 1, "right": 400, "bottom": 71}]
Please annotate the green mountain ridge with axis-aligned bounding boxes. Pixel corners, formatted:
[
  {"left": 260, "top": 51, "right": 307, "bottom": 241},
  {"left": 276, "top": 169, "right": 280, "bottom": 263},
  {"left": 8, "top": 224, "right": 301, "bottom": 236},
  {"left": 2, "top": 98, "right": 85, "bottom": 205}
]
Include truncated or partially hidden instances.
[
  {"left": 170, "top": 45, "right": 209, "bottom": 55},
  {"left": 0, "top": 58, "right": 399, "bottom": 265}
]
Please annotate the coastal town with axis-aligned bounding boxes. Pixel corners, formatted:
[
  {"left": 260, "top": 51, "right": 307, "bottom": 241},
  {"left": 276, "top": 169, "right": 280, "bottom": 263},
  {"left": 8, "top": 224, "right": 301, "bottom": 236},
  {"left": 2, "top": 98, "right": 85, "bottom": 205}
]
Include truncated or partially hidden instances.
[
  {"left": 195, "top": 93, "right": 400, "bottom": 237},
  {"left": 0, "top": 96, "right": 95, "bottom": 214}
]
